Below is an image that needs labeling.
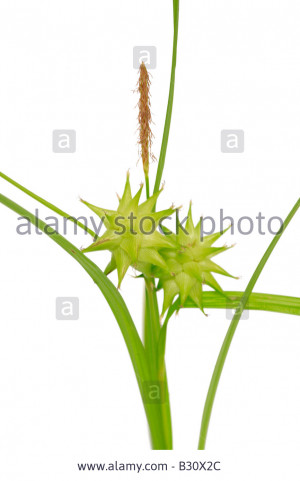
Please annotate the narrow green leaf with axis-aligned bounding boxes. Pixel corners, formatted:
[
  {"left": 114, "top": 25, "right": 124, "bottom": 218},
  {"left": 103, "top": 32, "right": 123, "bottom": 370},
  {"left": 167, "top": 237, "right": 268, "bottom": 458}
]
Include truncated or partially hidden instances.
[
  {"left": 167, "top": 291, "right": 300, "bottom": 317},
  {"left": 0, "top": 171, "right": 97, "bottom": 238},
  {"left": 0, "top": 193, "right": 166, "bottom": 449},
  {"left": 198, "top": 197, "right": 300, "bottom": 450},
  {"left": 153, "top": 0, "right": 179, "bottom": 196}
]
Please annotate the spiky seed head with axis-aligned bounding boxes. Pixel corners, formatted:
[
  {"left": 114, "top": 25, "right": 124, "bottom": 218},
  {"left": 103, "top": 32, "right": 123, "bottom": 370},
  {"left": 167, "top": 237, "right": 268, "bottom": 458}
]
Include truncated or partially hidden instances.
[
  {"left": 81, "top": 173, "right": 176, "bottom": 287},
  {"left": 153, "top": 203, "right": 237, "bottom": 315}
]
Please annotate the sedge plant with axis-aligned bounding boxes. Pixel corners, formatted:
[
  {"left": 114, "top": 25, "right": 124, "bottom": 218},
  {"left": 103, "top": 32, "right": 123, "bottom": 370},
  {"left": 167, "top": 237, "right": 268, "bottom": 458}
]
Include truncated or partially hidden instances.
[{"left": 1, "top": 0, "right": 300, "bottom": 450}]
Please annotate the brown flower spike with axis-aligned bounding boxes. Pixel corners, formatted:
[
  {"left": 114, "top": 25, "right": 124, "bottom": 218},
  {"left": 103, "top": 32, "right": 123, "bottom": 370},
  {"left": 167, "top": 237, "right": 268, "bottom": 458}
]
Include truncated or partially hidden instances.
[{"left": 137, "top": 62, "right": 155, "bottom": 177}]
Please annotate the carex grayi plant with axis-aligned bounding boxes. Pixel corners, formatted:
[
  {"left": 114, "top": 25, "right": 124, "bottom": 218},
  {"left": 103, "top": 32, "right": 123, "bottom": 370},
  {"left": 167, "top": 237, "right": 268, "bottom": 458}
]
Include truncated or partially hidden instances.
[{"left": 0, "top": 0, "right": 300, "bottom": 450}]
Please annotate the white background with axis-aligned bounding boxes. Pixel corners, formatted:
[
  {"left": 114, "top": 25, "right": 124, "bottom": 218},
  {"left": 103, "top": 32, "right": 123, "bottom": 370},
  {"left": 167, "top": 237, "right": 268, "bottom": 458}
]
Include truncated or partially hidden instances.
[{"left": 0, "top": 0, "right": 300, "bottom": 479}]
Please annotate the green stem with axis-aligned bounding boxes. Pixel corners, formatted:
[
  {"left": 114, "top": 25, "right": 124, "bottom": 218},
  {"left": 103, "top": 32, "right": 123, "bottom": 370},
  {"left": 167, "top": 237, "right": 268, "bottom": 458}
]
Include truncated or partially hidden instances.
[
  {"left": 153, "top": 0, "right": 179, "bottom": 195},
  {"left": 157, "top": 306, "right": 175, "bottom": 383},
  {"left": 145, "top": 176, "right": 150, "bottom": 200},
  {"left": 144, "top": 278, "right": 173, "bottom": 449},
  {"left": 144, "top": 279, "right": 160, "bottom": 376},
  {"left": 140, "top": 0, "right": 179, "bottom": 448},
  {"left": 198, "top": 197, "right": 300, "bottom": 450}
]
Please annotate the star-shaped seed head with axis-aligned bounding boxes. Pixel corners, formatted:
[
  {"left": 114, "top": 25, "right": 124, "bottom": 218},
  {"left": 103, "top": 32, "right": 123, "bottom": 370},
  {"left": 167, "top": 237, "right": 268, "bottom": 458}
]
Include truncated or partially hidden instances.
[
  {"left": 153, "top": 203, "right": 236, "bottom": 315},
  {"left": 81, "top": 173, "right": 175, "bottom": 287}
]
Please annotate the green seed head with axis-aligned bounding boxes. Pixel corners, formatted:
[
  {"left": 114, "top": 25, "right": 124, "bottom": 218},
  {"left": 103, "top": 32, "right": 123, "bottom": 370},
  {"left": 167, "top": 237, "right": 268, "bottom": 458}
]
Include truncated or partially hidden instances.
[
  {"left": 153, "top": 203, "right": 236, "bottom": 315},
  {"left": 81, "top": 172, "right": 175, "bottom": 287}
]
